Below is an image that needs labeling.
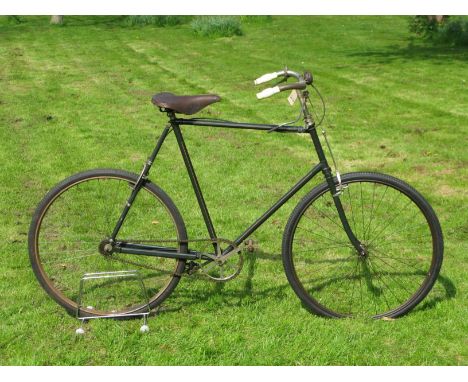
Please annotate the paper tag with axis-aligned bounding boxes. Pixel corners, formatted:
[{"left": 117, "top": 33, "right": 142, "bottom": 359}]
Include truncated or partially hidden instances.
[{"left": 287, "top": 90, "right": 298, "bottom": 106}]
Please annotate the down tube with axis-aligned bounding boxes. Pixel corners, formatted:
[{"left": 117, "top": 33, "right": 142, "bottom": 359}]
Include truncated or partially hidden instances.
[{"left": 232, "top": 163, "right": 324, "bottom": 247}]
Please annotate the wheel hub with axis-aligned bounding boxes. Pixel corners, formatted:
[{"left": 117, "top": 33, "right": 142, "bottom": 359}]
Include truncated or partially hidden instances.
[
  {"left": 98, "top": 239, "right": 114, "bottom": 256},
  {"left": 358, "top": 243, "right": 369, "bottom": 259}
]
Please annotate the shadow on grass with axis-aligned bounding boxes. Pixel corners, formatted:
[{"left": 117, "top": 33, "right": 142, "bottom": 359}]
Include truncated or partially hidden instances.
[
  {"left": 158, "top": 249, "right": 290, "bottom": 315},
  {"left": 0, "top": 16, "right": 127, "bottom": 29},
  {"left": 347, "top": 42, "right": 468, "bottom": 64},
  {"left": 158, "top": 249, "right": 457, "bottom": 318},
  {"left": 64, "top": 247, "right": 456, "bottom": 319},
  {"left": 58, "top": 16, "right": 126, "bottom": 27},
  {"left": 413, "top": 273, "right": 457, "bottom": 313}
]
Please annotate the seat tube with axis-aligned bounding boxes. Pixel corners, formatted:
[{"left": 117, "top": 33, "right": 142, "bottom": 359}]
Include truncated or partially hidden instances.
[{"left": 171, "top": 118, "right": 218, "bottom": 241}]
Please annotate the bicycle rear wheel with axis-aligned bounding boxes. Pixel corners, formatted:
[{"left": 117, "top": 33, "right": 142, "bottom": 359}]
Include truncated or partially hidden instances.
[
  {"left": 282, "top": 172, "right": 443, "bottom": 318},
  {"left": 28, "top": 169, "right": 187, "bottom": 317}
]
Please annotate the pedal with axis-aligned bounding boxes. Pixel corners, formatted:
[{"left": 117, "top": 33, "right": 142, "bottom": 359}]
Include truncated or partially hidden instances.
[{"left": 244, "top": 238, "right": 258, "bottom": 253}]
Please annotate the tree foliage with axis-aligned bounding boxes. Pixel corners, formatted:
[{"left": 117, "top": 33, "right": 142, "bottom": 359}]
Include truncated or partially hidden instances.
[{"left": 409, "top": 16, "right": 468, "bottom": 46}]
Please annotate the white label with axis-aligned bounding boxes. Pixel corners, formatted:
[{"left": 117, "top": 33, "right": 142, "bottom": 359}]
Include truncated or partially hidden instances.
[{"left": 288, "top": 90, "right": 298, "bottom": 106}]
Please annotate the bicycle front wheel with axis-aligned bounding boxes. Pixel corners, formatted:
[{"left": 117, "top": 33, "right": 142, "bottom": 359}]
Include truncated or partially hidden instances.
[
  {"left": 282, "top": 172, "right": 443, "bottom": 318},
  {"left": 28, "top": 169, "right": 188, "bottom": 317}
]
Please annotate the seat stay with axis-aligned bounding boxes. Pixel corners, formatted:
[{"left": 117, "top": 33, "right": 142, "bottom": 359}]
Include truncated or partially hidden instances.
[{"left": 109, "top": 125, "right": 172, "bottom": 241}]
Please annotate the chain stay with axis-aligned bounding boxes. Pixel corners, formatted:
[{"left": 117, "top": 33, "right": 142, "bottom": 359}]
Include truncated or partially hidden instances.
[{"left": 121, "top": 237, "right": 244, "bottom": 280}]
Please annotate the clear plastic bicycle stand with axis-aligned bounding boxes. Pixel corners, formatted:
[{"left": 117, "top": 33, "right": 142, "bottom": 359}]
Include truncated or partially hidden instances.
[{"left": 75, "top": 270, "right": 151, "bottom": 335}]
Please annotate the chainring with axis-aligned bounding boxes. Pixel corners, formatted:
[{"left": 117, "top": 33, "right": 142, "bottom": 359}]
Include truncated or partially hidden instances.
[{"left": 195, "top": 238, "right": 244, "bottom": 282}]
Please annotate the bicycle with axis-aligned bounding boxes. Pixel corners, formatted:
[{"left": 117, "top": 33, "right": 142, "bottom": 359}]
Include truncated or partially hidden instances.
[{"left": 28, "top": 68, "right": 444, "bottom": 319}]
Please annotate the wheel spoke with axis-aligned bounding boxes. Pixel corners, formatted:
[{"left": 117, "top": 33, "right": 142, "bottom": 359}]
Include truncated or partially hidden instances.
[
  {"left": 363, "top": 182, "right": 377, "bottom": 241},
  {"left": 32, "top": 173, "right": 183, "bottom": 316},
  {"left": 369, "top": 215, "right": 427, "bottom": 247},
  {"left": 41, "top": 251, "right": 99, "bottom": 264},
  {"left": 345, "top": 184, "right": 359, "bottom": 235},
  {"left": 365, "top": 257, "right": 394, "bottom": 310},
  {"left": 293, "top": 242, "right": 353, "bottom": 253},
  {"left": 347, "top": 259, "right": 360, "bottom": 314},
  {"left": 366, "top": 193, "right": 413, "bottom": 245},
  {"left": 360, "top": 182, "right": 366, "bottom": 239},
  {"left": 371, "top": 248, "right": 427, "bottom": 272},
  {"left": 287, "top": 176, "right": 441, "bottom": 318},
  {"left": 308, "top": 203, "right": 349, "bottom": 235},
  {"left": 369, "top": 256, "right": 416, "bottom": 297},
  {"left": 363, "top": 185, "right": 389, "bottom": 241},
  {"left": 296, "top": 224, "right": 350, "bottom": 246}
]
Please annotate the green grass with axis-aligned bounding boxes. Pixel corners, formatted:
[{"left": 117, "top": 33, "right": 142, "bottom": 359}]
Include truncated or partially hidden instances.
[{"left": 0, "top": 15, "right": 467, "bottom": 365}]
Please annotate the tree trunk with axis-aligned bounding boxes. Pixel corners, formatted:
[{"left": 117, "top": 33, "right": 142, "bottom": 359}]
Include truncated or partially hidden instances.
[
  {"left": 427, "top": 15, "right": 445, "bottom": 23},
  {"left": 50, "top": 16, "right": 64, "bottom": 25}
]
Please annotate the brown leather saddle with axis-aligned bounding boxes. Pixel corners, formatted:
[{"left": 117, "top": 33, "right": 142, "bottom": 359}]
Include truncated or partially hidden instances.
[{"left": 152, "top": 92, "right": 221, "bottom": 115}]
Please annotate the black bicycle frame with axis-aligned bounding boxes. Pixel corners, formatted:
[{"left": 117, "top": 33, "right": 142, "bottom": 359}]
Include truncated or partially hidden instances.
[{"left": 111, "top": 110, "right": 363, "bottom": 261}]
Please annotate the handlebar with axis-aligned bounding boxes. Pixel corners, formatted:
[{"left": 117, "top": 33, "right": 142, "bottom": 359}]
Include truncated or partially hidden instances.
[
  {"left": 256, "top": 82, "right": 307, "bottom": 99},
  {"left": 254, "top": 68, "right": 311, "bottom": 99},
  {"left": 254, "top": 71, "right": 281, "bottom": 85},
  {"left": 256, "top": 86, "right": 281, "bottom": 99}
]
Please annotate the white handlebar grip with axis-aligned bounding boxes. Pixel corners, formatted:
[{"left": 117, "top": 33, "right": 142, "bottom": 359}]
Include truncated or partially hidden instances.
[
  {"left": 254, "top": 72, "right": 278, "bottom": 85},
  {"left": 256, "top": 86, "right": 280, "bottom": 99}
]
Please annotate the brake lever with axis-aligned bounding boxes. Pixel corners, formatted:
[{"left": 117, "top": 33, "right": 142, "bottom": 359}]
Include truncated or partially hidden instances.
[{"left": 267, "top": 107, "right": 303, "bottom": 133}]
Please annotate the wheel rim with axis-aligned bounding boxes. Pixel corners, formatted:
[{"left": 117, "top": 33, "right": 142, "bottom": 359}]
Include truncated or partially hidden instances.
[
  {"left": 33, "top": 175, "right": 182, "bottom": 315},
  {"left": 290, "top": 178, "right": 437, "bottom": 318}
]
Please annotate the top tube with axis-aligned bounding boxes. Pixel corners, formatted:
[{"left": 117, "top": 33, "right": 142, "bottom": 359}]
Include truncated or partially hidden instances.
[{"left": 172, "top": 118, "right": 309, "bottom": 134}]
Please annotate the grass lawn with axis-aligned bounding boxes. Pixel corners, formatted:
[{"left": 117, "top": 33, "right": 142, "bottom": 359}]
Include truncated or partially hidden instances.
[{"left": 0, "top": 16, "right": 467, "bottom": 365}]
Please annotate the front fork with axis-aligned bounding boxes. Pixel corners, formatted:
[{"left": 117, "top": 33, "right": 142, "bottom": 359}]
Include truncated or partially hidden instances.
[
  {"left": 308, "top": 124, "right": 366, "bottom": 256},
  {"left": 323, "top": 165, "right": 366, "bottom": 256}
]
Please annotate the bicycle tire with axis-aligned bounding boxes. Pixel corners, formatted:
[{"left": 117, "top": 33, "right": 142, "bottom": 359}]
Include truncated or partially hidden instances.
[
  {"left": 282, "top": 172, "right": 443, "bottom": 318},
  {"left": 28, "top": 168, "right": 188, "bottom": 317}
]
